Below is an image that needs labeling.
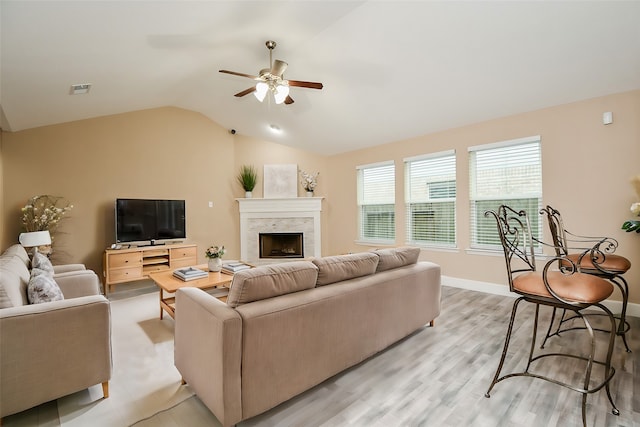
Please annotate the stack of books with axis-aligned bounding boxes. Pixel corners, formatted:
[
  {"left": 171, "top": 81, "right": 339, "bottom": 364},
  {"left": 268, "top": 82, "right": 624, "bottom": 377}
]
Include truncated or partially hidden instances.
[
  {"left": 173, "top": 267, "right": 208, "bottom": 281},
  {"left": 221, "top": 262, "right": 252, "bottom": 275}
]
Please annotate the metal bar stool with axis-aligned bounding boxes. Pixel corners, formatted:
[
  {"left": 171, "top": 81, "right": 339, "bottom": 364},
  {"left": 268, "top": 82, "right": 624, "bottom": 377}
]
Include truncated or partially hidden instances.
[
  {"left": 540, "top": 205, "right": 632, "bottom": 352},
  {"left": 484, "top": 205, "right": 619, "bottom": 427}
]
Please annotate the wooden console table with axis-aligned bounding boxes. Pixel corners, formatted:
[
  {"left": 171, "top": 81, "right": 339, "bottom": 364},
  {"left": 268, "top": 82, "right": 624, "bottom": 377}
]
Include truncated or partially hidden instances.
[{"left": 103, "top": 243, "right": 197, "bottom": 294}]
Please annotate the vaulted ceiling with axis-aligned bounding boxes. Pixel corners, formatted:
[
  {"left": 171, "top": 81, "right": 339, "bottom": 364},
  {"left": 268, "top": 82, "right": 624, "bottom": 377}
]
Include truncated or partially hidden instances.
[{"left": 2, "top": 1, "right": 640, "bottom": 155}]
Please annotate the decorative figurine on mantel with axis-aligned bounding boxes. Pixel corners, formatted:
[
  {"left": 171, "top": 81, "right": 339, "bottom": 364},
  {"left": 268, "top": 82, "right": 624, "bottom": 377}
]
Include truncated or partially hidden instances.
[{"left": 300, "top": 170, "right": 319, "bottom": 197}]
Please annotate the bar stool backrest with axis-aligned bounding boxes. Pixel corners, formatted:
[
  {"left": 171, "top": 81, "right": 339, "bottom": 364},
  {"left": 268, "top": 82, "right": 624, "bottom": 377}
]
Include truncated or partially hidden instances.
[{"left": 485, "top": 205, "right": 537, "bottom": 293}]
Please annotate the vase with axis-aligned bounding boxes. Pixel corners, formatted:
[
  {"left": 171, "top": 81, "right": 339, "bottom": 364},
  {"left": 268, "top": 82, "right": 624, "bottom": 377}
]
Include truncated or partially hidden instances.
[
  {"left": 208, "top": 257, "right": 222, "bottom": 272},
  {"left": 306, "top": 191, "right": 314, "bottom": 197},
  {"left": 245, "top": 191, "right": 253, "bottom": 198}
]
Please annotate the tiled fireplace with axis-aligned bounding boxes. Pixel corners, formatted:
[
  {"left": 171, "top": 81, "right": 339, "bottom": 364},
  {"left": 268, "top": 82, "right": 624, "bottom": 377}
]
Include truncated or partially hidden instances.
[{"left": 237, "top": 197, "right": 323, "bottom": 263}]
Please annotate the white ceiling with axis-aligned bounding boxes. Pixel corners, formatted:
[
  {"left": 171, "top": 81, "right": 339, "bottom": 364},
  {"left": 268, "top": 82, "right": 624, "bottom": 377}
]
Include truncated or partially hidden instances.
[{"left": 2, "top": 1, "right": 640, "bottom": 155}]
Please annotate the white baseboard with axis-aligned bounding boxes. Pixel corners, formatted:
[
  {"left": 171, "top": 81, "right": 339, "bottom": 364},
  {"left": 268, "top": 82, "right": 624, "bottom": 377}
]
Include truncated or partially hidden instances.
[{"left": 442, "top": 275, "right": 639, "bottom": 318}]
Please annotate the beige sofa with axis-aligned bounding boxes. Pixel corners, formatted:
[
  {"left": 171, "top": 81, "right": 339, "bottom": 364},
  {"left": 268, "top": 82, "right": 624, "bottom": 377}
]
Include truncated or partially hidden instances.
[
  {"left": 175, "top": 247, "right": 441, "bottom": 427},
  {"left": 0, "top": 244, "right": 112, "bottom": 419}
]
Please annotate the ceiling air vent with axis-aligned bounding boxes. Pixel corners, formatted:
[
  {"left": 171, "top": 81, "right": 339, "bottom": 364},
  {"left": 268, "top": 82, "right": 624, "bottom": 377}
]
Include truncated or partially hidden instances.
[{"left": 70, "top": 83, "right": 91, "bottom": 95}]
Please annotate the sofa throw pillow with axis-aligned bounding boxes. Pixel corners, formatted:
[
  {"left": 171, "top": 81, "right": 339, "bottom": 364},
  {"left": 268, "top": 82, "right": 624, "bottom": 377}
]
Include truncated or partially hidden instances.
[
  {"left": 0, "top": 284, "right": 12, "bottom": 309},
  {"left": 3, "top": 244, "right": 30, "bottom": 267},
  {"left": 312, "top": 252, "right": 379, "bottom": 286},
  {"left": 27, "top": 267, "right": 64, "bottom": 304},
  {"left": 31, "top": 251, "right": 55, "bottom": 275},
  {"left": 374, "top": 246, "right": 421, "bottom": 272},
  {"left": 0, "top": 258, "right": 30, "bottom": 306},
  {"left": 227, "top": 261, "right": 318, "bottom": 308}
]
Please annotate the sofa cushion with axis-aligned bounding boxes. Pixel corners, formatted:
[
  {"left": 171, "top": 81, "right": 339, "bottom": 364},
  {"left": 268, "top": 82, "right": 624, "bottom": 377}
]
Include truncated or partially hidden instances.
[
  {"left": 2, "top": 244, "right": 30, "bottom": 267},
  {"left": 227, "top": 261, "right": 318, "bottom": 308},
  {"left": 0, "top": 255, "right": 30, "bottom": 285},
  {"left": 0, "top": 257, "right": 30, "bottom": 307},
  {"left": 27, "top": 268, "right": 64, "bottom": 304},
  {"left": 374, "top": 246, "right": 421, "bottom": 272},
  {"left": 31, "top": 251, "right": 55, "bottom": 275},
  {"left": 312, "top": 252, "right": 379, "bottom": 286},
  {"left": 0, "top": 284, "right": 12, "bottom": 308}
]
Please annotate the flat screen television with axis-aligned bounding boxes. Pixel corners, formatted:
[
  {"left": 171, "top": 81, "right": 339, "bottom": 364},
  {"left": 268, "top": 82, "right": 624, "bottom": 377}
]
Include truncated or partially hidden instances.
[{"left": 115, "top": 198, "right": 186, "bottom": 245}]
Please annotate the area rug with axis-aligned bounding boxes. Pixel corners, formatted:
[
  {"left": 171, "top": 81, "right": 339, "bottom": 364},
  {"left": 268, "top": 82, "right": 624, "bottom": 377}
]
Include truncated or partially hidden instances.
[{"left": 54, "top": 286, "right": 195, "bottom": 427}]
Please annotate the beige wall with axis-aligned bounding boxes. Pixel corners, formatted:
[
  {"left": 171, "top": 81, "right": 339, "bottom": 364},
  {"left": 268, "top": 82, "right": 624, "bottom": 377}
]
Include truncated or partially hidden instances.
[
  {"left": 2, "top": 91, "right": 639, "bottom": 303},
  {"left": 0, "top": 108, "right": 287, "bottom": 274},
  {"left": 326, "top": 90, "right": 640, "bottom": 303},
  {"left": 1, "top": 107, "right": 328, "bottom": 277}
]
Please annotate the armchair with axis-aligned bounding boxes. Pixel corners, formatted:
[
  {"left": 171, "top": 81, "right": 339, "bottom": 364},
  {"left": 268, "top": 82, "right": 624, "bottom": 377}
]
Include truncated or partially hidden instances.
[{"left": 0, "top": 244, "right": 112, "bottom": 419}]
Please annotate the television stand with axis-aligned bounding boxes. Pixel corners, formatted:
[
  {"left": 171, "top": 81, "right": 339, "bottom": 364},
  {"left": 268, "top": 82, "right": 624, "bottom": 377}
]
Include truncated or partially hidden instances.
[{"left": 103, "top": 243, "right": 197, "bottom": 294}]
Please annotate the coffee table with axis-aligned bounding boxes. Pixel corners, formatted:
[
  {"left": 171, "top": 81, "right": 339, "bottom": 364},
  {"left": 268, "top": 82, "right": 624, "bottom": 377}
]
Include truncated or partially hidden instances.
[{"left": 148, "top": 264, "right": 232, "bottom": 319}]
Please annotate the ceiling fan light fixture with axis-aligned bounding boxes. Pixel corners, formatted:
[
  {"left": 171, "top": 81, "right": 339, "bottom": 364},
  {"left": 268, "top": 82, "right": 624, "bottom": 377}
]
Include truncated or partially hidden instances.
[
  {"left": 254, "top": 82, "right": 268, "bottom": 102},
  {"left": 220, "top": 40, "right": 322, "bottom": 106},
  {"left": 273, "top": 84, "right": 290, "bottom": 104}
]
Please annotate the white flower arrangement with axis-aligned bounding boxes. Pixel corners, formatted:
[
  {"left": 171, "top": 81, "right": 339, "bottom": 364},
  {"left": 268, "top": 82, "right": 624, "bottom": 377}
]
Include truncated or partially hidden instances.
[
  {"left": 300, "top": 170, "right": 319, "bottom": 192},
  {"left": 21, "top": 195, "right": 73, "bottom": 233},
  {"left": 205, "top": 245, "right": 225, "bottom": 259}
]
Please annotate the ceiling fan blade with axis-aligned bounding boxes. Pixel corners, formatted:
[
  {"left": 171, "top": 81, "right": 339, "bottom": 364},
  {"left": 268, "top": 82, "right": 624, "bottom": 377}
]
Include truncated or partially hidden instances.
[
  {"left": 284, "top": 96, "right": 294, "bottom": 105},
  {"left": 287, "top": 80, "right": 323, "bottom": 90},
  {"left": 219, "top": 69, "right": 259, "bottom": 80},
  {"left": 234, "top": 87, "right": 257, "bottom": 97},
  {"left": 271, "top": 60, "right": 288, "bottom": 77}
]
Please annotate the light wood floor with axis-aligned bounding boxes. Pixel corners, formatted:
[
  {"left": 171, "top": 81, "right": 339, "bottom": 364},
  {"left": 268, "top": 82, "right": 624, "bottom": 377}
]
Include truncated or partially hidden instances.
[
  {"left": 136, "top": 286, "right": 639, "bottom": 427},
  {"left": 5, "top": 286, "right": 639, "bottom": 426}
]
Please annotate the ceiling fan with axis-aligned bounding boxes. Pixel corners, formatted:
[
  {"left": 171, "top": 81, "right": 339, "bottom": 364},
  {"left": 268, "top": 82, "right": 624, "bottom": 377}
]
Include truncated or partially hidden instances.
[{"left": 219, "top": 40, "right": 323, "bottom": 105}]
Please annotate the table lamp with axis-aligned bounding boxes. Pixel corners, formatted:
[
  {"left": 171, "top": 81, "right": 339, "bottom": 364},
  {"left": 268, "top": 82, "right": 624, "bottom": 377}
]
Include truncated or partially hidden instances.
[{"left": 19, "top": 230, "right": 52, "bottom": 254}]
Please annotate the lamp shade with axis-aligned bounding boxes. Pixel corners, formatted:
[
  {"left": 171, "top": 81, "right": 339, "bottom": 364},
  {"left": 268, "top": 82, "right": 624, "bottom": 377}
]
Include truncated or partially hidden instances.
[{"left": 19, "top": 230, "right": 52, "bottom": 248}]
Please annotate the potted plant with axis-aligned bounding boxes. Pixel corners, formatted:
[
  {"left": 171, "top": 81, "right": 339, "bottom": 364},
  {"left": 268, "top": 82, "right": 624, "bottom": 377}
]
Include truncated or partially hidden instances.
[
  {"left": 205, "top": 245, "right": 225, "bottom": 272},
  {"left": 237, "top": 165, "right": 258, "bottom": 198}
]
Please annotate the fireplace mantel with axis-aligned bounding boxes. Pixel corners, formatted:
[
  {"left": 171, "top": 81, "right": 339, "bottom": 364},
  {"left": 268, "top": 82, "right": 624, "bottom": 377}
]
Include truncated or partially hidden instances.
[
  {"left": 237, "top": 197, "right": 323, "bottom": 263},
  {"left": 236, "top": 197, "right": 323, "bottom": 213}
]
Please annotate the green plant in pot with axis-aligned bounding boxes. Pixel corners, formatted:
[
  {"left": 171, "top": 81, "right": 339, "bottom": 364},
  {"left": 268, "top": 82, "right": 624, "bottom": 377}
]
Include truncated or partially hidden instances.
[{"left": 237, "top": 165, "right": 258, "bottom": 198}]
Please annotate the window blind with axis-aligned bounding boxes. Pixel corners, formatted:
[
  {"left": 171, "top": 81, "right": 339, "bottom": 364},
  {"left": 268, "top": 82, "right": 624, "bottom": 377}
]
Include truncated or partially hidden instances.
[
  {"left": 405, "top": 150, "right": 456, "bottom": 247},
  {"left": 469, "top": 137, "right": 542, "bottom": 249},
  {"left": 357, "top": 161, "right": 395, "bottom": 243}
]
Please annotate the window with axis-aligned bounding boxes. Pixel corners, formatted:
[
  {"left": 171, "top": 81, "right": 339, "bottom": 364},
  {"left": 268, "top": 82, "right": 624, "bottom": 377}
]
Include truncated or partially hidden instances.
[
  {"left": 357, "top": 161, "right": 395, "bottom": 243},
  {"left": 469, "top": 136, "right": 542, "bottom": 249},
  {"left": 405, "top": 150, "right": 456, "bottom": 247}
]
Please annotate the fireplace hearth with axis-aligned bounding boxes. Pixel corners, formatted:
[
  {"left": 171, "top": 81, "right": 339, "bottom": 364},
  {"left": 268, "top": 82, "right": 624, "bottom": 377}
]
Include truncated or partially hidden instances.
[{"left": 259, "top": 232, "right": 304, "bottom": 259}]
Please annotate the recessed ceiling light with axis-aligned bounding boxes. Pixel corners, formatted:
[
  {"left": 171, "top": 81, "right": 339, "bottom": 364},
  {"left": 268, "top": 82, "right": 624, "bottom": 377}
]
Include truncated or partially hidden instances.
[
  {"left": 269, "top": 124, "right": 281, "bottom": 132},
  {"left": 70, "top": 83, "right": 91, "bottom": 95}
]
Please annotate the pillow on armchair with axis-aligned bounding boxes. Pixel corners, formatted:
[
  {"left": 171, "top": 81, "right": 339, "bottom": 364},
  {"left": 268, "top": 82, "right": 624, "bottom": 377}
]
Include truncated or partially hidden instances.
[
  {"left": 27, "top": 267, "right": 64, "bottom": 304},
  {"left": 31, "top": 251, "right": 55, "bottom": 275}
]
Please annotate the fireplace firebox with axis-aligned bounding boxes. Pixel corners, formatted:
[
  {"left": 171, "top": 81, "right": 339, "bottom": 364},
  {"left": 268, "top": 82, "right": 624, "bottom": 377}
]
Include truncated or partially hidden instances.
[{"left": 259, "top": 232, "right": 304, "bottom": 259}]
